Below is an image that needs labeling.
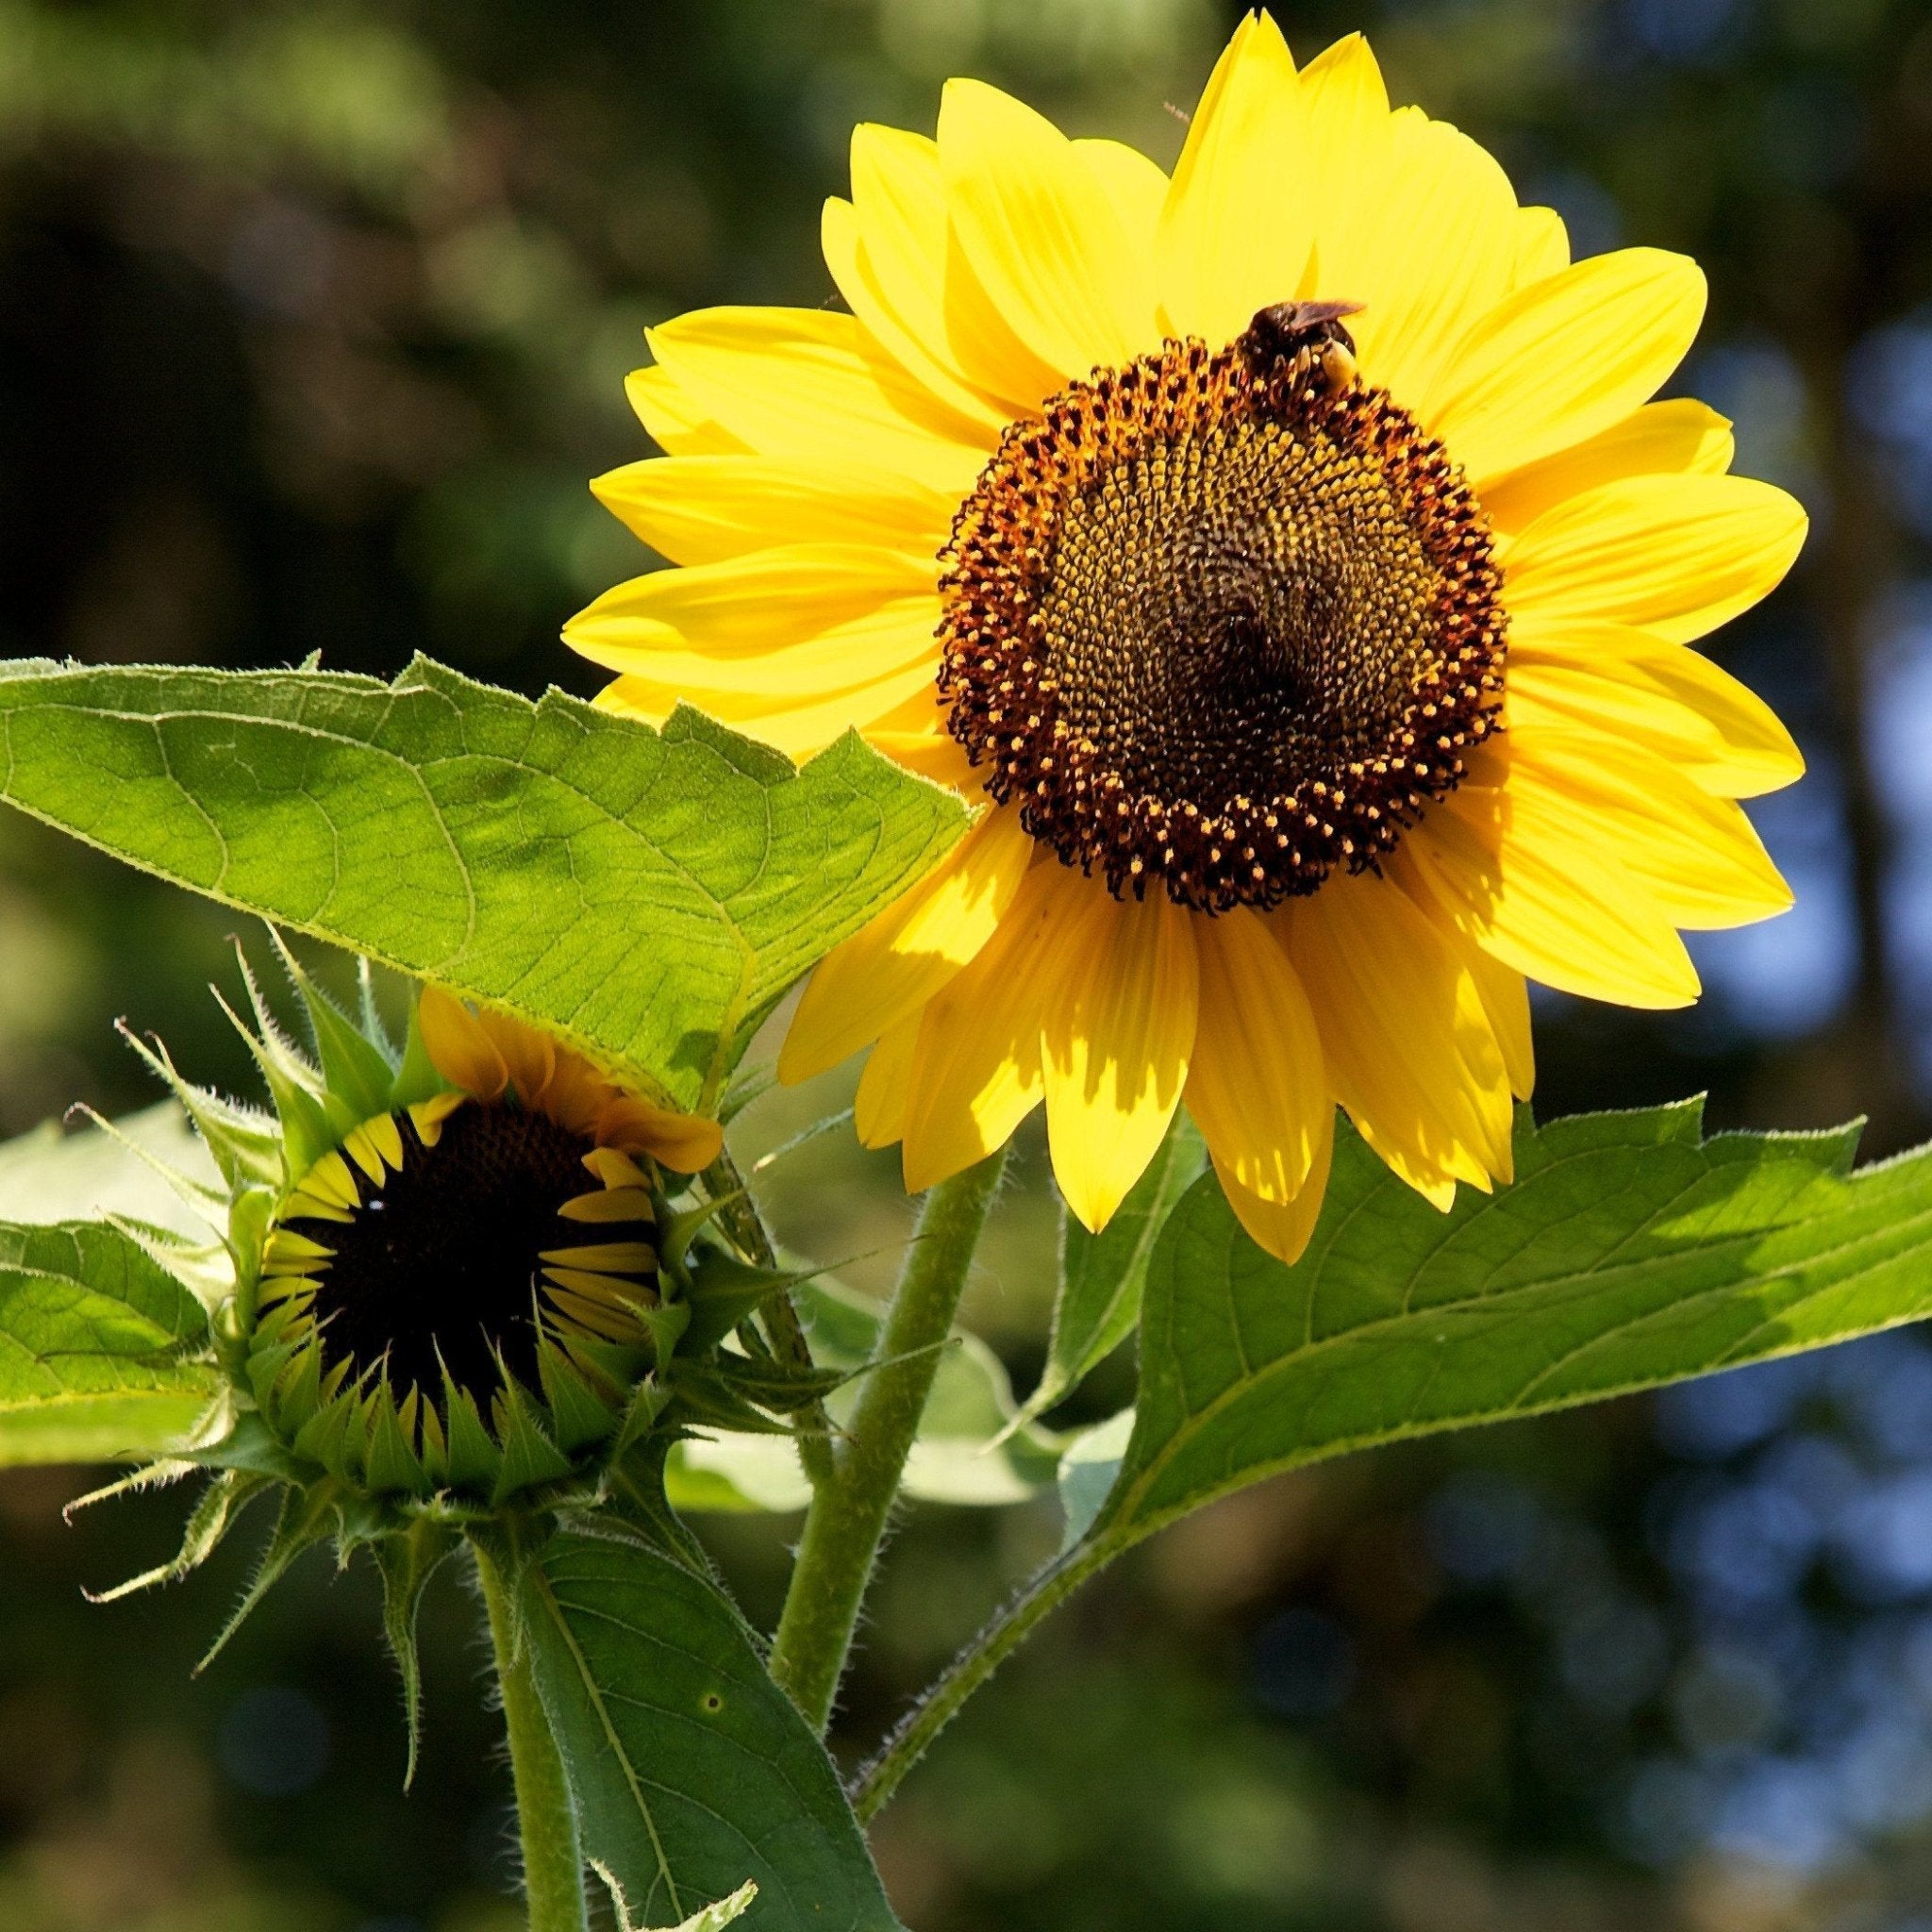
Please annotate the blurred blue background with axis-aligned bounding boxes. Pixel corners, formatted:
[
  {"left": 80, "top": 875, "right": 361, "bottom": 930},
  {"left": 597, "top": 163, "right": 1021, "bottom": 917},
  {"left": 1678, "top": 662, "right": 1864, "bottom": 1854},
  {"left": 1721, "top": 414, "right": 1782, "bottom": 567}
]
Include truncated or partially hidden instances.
[{"left": 5, "top": 1, "right": 1932, "bottom": 1927}]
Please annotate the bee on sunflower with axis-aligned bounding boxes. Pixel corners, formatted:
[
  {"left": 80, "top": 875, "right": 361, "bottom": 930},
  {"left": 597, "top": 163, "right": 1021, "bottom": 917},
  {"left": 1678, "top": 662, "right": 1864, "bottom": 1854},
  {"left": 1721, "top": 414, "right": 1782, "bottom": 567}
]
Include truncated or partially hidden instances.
[{"left": 566, "top": 11, "right": 1807, "bottom": 1260}]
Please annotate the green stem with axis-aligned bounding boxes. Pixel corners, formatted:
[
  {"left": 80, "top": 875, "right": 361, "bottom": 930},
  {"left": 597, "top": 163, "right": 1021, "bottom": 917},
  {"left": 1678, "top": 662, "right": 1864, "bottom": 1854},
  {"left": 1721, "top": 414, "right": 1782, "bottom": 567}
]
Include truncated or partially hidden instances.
[
  {"left": 474, "top": 1540, "right": 590, "bottom": 1932},
  {"left": 847, "top": 1536, "right": 1118, "bottom": 1824},
  {"left": 768, "top": 1149, "right": 1007, "bottom": 1730}
]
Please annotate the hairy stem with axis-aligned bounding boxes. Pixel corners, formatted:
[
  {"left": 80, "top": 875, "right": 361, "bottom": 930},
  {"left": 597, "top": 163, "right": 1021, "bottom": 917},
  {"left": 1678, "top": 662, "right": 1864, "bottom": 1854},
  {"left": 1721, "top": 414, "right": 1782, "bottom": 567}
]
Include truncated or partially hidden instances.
[
  {"left": 475, "top": 1540, "right": 589, "bottom": 1932},
  {"left": 768, "top": 1149, "right": 1007, "bottom": 1730},
  {"left": 848, "top": 1536, "right": 1118, "bottom": 1823}
]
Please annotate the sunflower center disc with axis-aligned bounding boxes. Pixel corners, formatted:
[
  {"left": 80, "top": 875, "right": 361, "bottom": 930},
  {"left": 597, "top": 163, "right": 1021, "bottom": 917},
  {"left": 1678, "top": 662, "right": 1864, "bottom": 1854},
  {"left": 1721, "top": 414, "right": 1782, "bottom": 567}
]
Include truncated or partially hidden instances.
[
  {"left": 289, "top": 1104, "right": 653, "bottom": 1401},
  {"left": 938, "top": 333, "right": 1507, "bottom": 911}
]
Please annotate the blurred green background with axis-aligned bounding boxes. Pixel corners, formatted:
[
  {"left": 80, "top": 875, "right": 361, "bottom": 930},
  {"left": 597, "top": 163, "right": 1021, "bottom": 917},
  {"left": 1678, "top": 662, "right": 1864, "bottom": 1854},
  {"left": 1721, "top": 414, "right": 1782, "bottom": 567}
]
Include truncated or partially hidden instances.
[{"left": 5, "top": 0, "right": 1932, "bottom": 1927}]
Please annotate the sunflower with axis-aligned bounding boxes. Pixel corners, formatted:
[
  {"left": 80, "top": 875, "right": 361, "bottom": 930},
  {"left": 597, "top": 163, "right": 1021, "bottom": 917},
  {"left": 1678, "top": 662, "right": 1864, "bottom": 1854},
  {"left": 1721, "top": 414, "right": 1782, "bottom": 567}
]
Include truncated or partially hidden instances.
[
  {"left": 246, "top": 982, "right": 723, "bottom": 1498},
  {"left": 261, "top": 989, "right": 717, "bottom": 1407},
  {"left": 565, "top": 13, "right": 1806, "bottom": 1260}
]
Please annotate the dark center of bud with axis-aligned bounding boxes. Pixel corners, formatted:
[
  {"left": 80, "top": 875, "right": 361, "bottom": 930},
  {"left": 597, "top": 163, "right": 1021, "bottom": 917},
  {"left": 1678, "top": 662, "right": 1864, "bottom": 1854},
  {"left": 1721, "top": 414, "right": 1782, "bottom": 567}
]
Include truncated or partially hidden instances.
[
  {"left": 937, "top": 321, "right": 1507, "bottom": 912},
  {"left": 283, "top": 1103, "right": 657, "bottom": 1404}
]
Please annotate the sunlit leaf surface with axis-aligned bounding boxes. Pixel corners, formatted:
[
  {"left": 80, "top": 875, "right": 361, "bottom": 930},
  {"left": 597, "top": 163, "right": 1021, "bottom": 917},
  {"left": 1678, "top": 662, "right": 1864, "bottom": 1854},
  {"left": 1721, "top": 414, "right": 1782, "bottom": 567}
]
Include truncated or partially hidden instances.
[
  {"left": 0, "top": 1220, "right": 214, "bottom": 1465},
  {"left": 0, "top": 657, "right": 967, "bottom": 1109},
  {"left": 1093, "top": 1102, "right": 1932, "bottom": 1545}
]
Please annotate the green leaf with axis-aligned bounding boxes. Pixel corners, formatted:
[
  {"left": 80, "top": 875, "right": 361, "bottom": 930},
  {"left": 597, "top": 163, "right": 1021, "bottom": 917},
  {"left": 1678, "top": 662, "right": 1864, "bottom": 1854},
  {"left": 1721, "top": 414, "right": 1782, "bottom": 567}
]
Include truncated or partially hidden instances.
[
  {"left": 519, "top": 1531, "right": 904, "bottom": 1932},
  {"left": 0, "top": 1221, "right": 217, "bottom": 1466},
  {"left": 1091, "top": 1101, "right": 1932, "bottom": 1547},
  {"left": 1014, "top": 1114, "right": 1203, "bottom": 1429},
  {"left": 0, "top": 657, "right": 967, "bottom": 1109}
]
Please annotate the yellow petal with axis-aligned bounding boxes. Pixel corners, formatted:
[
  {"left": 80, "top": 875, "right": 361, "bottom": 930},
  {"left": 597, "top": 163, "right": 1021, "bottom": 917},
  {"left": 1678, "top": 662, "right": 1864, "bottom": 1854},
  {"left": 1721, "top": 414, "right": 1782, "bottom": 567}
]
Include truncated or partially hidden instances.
[
  {"left": 1507, "top": 616, "right": 1803, "bottom": 798},
  {"left": 418, "top": 985, "right": 508, "bottom": 1101},
  {"left": 603, "top": 1100, "right": 723, "bottom": 1175},
  {"left": 1285, "top": 871, "right": 1512, "bottom": 1205},
  {"left": 1346, "top": 108, "right": 1519, "bottom": 409},
  {"left": 591, "top": 454, "right": 956, "bottom": 568},
  {"left": 543, "top": 1268, "right": 645, "bottom": 1307},
  {"left": 540, "top": 1241, "right": 658, "bottom": 1274},
  {"left": 1465, "top": 938, "right": 1534, "bottom": 1104},
  {"left": 821, "top": 192, "right": 1010, "bottom": 438},
  {"left": 845, "top": 121, "right": 1061, "bottom": 418},
  {"left": 1213, "top": 1111, "right": 1333, "bottom": 1265},
  {"left": 1157, "top": 11, "right": 1313, "bottom": 345},
  {"left": 1428, "top": 248, "right": 1707, "bottom": 488},
  {"left": 1503, "top": 728, "right": 1793, "bottom": 929},
  {"left": 1504, "top": 472, "right": 1807, "bottom": 645},
  {"left": 558, "top": 1187, "right": 656, "bottom": 1224},
  {"left": 342, "top": 1121, "right": 391, "bottom": 1186},
  {"left": 1041, "top": 891, "right": 1200, "bottom": 1233},
  {"left": 780, "top": 806, "right": 1033, "bottom": 1081},
  {"left": 1300, "top": 34, "right": 1393, "bottom": 286},
  {"left": 296, "top": 1150, "right": 361, "bottom": 1213},
  {"left": 646, "top": 307, "right": 988, "bottom": 496},
  {"left": 939, "top": 78, "right": 1150, "bottom": 381},
  {"left": 474, "top": 1007, "right": 557, "bottom": 1110},
  {"left": 1512, "top": 205, "right": 1570, "bottom": 286},
  {"left": 1406, "top": 755, "right": 1702, "bottom": 1009},
  {"left": 1184, "top": 906, "right": 1326, "bottom": 1204},
  {"left": 564, "top": 543, "right": 935, "bottom": 668},
  {"left": 1074, "top": 138, "right": 1168, "bottom": 261},
  {"left": 407, "top": 1092, "right": 465, "bottom": 1149},
  {"left": 900, "top": 861, "right": 1091, "bottom": 1191},
  {"left": 859, "top": 686, "right": 989, "bottom": 790},
  {"left": 1389, "top": 849, "right": 1534, "bottom": 1101},
  {"left": 571, "top": 606, "right": 937, "bottom": 706},
  {"left": 855, "top": 1009, "right": 923, "bottom": 1149},
  {"left": 1482, "top": 399, "right": 1733, "bottom": 537},
  {"left": 581, "top": 1146, "right": 651, "bottom": 1191},
  {"left": 624, "top": 364, "right": 749, "bottom": 457},
  {"left": 264, "top": 1228, "right": 335, "bottom": 1269},
  {"left": 592, "top": 658, "right": 941, "bottom": 762},
  {"left": 869, "top": 725, "right": 981, "bottom": 790}
]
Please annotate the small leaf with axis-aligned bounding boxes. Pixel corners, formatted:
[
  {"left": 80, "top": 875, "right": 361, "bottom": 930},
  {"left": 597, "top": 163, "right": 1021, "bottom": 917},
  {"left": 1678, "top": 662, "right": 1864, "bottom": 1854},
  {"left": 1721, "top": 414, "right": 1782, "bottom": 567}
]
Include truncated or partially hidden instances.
[
  {"left": 267, "top": 928, "right": 399, "bottom": 1124},
  {"left": 1090, "top": 1104, "right": 1932, "bottom": 1550},
  {"left": 0, "top": 1220, "right": 217, "bottom": 1467},
  {"left": 0, "top": 658, "right": 968, "bottom": 1109},
  {"left": 1017, "top": 1113, "right": 1203, "bottom": 1430},
  {"left": 198, "top": 1480, "right": 337, "bottom": 1670},
  {"left": 85, "top": 1467, "right": 270, "bottom": 1602},
  {"left": 599, "top": 1874, "right": 761, "bottom": 1932},
  {"left": 375, "top": 1520, "right": 458, "bottom": 1788},
  {"left": 519, "top": 1531, "right": 904, "bottom": 1931},
  {"left": 679, "top": 1252, "right": 805, "bottom": 1354}
]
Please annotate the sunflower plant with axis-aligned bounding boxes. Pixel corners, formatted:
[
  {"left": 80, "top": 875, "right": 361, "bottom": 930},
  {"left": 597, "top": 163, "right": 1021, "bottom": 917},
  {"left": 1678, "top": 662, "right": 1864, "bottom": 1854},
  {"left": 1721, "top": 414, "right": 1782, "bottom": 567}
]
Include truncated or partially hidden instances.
[{"left": 2, "top": 17, "right": 1930, "bottom": 1932}]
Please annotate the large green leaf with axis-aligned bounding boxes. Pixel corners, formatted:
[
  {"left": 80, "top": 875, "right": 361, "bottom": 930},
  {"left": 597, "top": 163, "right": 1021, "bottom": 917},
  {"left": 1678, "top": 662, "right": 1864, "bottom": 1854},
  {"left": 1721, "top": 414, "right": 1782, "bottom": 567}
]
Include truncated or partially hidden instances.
[
  {"left": 0, "top": 657, "right": 967, "bottom": 1108},
  {"left": 1092, "top": 1101, "right": 1932, "bottom": 1545},
  {"left": 519, "top": 1531, "right": 903, "bottom": 1932},
  {"left": 0, "top": 1221, "right": 216, "bottom": 1466}
]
